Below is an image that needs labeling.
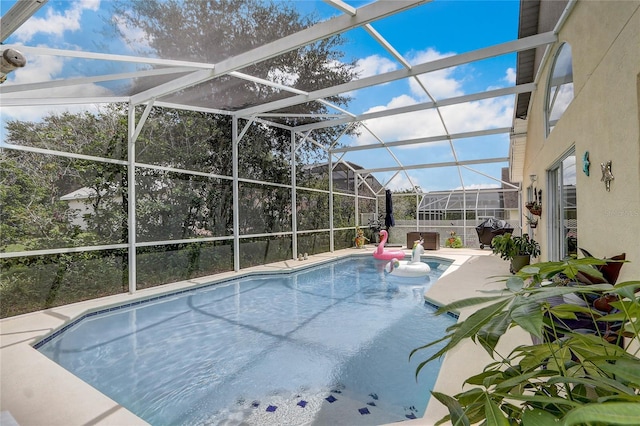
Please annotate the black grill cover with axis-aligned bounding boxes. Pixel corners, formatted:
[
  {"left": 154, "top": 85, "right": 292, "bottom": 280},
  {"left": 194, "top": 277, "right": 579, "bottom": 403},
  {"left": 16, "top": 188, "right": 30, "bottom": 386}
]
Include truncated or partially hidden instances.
[{"left": 476, "top": 218, "right": 514, "bottom": 247}]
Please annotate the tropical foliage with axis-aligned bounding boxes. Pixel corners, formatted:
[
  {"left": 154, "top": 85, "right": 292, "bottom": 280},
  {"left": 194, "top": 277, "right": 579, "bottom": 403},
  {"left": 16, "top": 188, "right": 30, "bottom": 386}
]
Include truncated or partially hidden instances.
[{"left": 411, "top": 257, "right": 640, "bottom": 425}]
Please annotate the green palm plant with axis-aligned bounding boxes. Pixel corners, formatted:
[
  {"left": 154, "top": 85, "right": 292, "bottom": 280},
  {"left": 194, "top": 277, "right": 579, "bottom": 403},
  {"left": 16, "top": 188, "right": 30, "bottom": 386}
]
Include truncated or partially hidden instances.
[{"left": 411, "top": 257, "right": 640, "bottom": 425}]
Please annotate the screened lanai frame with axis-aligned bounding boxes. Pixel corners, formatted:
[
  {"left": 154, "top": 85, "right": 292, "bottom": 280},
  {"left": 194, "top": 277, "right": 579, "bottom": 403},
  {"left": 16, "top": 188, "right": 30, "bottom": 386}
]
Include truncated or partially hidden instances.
[{"left": 1, "top": 0, "right": 559, "bottom": 306}]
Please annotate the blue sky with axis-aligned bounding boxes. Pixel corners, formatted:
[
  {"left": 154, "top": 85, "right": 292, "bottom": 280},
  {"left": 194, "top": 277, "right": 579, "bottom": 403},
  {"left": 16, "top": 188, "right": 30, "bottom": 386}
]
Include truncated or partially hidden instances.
[{"left": 1, "top": 0, "right": 521, "bottom": 192}]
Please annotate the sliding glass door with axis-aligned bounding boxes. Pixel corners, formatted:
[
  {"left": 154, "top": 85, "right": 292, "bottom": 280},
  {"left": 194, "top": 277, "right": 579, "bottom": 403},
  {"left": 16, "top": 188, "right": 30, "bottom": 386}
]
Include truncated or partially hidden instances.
[{"left": 548, "top": 149, "right": 577, "bottom": 260}]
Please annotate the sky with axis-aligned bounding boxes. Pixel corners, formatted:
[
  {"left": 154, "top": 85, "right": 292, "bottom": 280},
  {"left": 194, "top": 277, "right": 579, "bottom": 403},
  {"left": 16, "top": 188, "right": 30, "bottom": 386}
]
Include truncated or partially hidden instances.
[{"left": 0, "top": 0, "right": 522, "bottom": 193}]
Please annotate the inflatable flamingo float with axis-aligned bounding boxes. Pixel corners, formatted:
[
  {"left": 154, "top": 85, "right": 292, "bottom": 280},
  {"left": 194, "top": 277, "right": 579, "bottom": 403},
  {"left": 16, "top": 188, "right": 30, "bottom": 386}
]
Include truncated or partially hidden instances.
[{"left": 373, "top": 229, "right": 405, "bottom": 261}]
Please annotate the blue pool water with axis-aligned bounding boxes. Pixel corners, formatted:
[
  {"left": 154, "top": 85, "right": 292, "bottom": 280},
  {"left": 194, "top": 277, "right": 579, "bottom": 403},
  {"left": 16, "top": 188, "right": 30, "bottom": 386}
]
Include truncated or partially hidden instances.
[{"left": 37, "top": 257, "right": 455, "bottom": 425}]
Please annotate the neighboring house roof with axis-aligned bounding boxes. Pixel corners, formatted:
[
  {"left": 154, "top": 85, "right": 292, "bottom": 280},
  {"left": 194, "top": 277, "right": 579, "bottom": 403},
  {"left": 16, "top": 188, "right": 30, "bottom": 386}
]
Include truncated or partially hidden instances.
[
  {"left": 419, "top": 168, "right": 518, "bottom": 211},
  {"left": 60, "top": 187, "right": 99, "bottom": 201},
  {"left": 60, "top": 186, "right": 122, "bottom": 201},
  {"left": 304, "top": 161, "right": 384, "bottom": 194}
]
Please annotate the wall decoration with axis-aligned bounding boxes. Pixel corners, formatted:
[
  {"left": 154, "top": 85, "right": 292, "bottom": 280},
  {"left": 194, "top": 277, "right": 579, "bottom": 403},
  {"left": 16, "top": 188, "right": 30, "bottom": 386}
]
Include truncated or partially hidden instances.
[
  {"left": 600, "top": 161, "right": 614, "bottom": 191},
  {"left": 582, "top": 151, "right": 590, "bottom": 176}
]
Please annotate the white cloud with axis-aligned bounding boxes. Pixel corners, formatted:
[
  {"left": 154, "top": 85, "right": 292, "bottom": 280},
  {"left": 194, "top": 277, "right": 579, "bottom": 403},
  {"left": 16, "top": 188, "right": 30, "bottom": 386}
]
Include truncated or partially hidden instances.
[
  {"left": 549, "top": 83, "right": 574, "bottom": 122},
  {"left": 351, "top": 47, "right": 485, "bottom": 146},
  {"left": 4, "top": 51, "right": 113, "bottom": 98},
  {"left": 13, "top": 0, "right": 100, "bottom": 43},
  {"left": 438, "top": 95, "right": 514, "bottom": 134},
  {"left": 356, "top": 95, "right": 447, "bottom": 145},
  {"left": 505, "top": 67, "right": 516, "bottom": 84},
  {"left": 407, "top": 48, "right": 462, "bottom": 100},
  {"left": 354, "top": 84, "right": 513, "bottom": 147},
  {"left": 355, "top": 55, "right": 398, "bottom": 78},
  {"left": 348, "top": 47, "right": 508, "bottom": 151},
  {"left": 385, "top": 173, "right": 422, "bottom": 191},
  {"left": 11, "top": 54, "right": 65, "bottom": 83}
]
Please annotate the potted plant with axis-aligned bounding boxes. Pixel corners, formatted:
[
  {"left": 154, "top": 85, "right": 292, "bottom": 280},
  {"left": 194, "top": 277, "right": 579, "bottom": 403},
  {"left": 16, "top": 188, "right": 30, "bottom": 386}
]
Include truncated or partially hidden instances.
[
  {"left": 525, "top": 189, "right": 543, "bottom": 216},
  {"left": 445, "top": 230, "right": 463, "bottom": 248},
  {"left": 526, "top": 214, "right": 538, "bottom": 228},
  {"left": 411, "top": 257, "right": 640, "bottom": 425},
  {"left": 491, "top": 233, "right": 540, "bottom": 273},
  {"left": 353, "top": 226, "right": 369, "bottom": 248}
]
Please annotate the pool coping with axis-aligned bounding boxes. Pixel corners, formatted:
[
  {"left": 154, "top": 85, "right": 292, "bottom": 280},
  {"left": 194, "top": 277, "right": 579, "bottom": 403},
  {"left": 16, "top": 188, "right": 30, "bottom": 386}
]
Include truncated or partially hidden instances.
[{"left": 1, "top": 246, "right": 527, "bottom": 425}]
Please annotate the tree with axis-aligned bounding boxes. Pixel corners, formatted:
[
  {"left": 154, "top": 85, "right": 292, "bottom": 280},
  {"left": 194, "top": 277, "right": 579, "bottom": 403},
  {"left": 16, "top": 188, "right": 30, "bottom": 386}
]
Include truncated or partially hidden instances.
[
  {"left": 107, "top": 0, "right": 360, "bottom": 238},
  {"left": 1, "top": 0, "right": 361, "bottom": 316},
  {"left": 109, "top": 0, "right": 356, "bottom": 138},
  {"left": 390, "top": 188, "right": 421, "bottom": 221},
  {"left": 1, "top": 107, "right": 129, "bottom": 249}
]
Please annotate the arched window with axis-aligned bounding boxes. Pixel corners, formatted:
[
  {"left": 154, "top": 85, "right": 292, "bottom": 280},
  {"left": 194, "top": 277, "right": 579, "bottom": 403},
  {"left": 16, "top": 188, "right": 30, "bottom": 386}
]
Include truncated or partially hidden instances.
[{"left": 545, "top": 43, "right": 574, "bottom": 136}]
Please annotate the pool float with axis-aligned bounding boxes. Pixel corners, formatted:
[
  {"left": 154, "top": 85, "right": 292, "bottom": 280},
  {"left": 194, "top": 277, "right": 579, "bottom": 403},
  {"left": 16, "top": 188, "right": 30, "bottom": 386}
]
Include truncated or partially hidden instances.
[
  {"left": 373, "top": 229, "right": 405, "bottom": 261},
  {"left": 384, "top": 239, "right": 431, "bottom": 277}
]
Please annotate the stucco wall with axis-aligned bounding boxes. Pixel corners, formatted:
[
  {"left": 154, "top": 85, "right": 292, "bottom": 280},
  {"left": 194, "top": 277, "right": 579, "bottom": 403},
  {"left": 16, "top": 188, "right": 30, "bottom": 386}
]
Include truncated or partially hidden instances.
[{"left": 523, "top": 1, "right": 640, "bottom": 281}]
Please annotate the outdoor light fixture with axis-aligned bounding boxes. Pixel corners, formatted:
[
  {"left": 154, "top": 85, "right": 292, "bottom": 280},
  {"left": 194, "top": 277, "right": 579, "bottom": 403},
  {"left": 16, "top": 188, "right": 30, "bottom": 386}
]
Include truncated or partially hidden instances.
[
  {"left": 0, "top": 48, "right": 26, "bottom": 84},
  {"left": 529, "top": 174, "right": 537, "bottom": 184},
  {"left": 0, "top": 0, "right": 49, "bottom": 83}
]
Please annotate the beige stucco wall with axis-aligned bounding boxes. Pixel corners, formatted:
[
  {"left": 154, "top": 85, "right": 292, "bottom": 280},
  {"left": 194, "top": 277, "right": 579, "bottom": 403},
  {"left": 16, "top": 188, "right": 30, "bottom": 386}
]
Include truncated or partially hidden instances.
[{"left": 522, "top": 1, "right": 640, "bottom": 281}]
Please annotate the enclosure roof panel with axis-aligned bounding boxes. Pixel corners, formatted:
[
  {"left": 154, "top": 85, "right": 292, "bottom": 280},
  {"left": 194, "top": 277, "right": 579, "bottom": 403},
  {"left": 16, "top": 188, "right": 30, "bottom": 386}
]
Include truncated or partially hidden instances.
[{"left": 0, "top": 0, "right": 563, "bottom": 192}]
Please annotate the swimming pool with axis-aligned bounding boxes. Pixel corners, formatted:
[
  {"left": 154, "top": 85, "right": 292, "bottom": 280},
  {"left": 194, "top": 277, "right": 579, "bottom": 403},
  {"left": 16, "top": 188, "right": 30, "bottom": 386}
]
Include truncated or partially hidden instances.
[{"left": 36, "top": 256, "right": 455, "bottom": 425}]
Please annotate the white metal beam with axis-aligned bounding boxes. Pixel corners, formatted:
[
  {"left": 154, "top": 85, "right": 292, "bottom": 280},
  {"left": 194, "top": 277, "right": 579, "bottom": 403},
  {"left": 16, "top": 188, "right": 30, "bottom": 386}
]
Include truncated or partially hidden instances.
[
  {"left": 0, "top": 96, "right": 128, "bottom": 106},
  {"left": 1, "top": 44, "right": 217, "bottom": 69},
  {"left": 331, "top": 127, "right": 512, "bottom": 153},
  {"left": 291, "top": 129, "right": 298, "bottom": 260},
  {"left": 0, "top": 0, "right": 48, "bottom": 42},
  {"left": 364, "top": 24, "right": 412, "bottom": 70},
  {"left": 237, "top": 32, "right": 555, "bottom": 117},
  {"left": 295, "top": 83, "right": 536, "bottom": 132},
  {"left": 212, "top": 0, "right": 428, "bottom": 78},
  {"left": 127, "top": 103, "right": 137, "bottom": 293},
  {"left": 0, "top": 67, "right": 197, "bottom": 94},
  {"left": 460, "top": 164, "right": 519, "bottom": 189},
  {"left": 229, "top": 71, "right": 308, "bottom": 95},
  {"left": 232, "top": 116, "right": 240, "bottom": 272},
  {"left": 2, "top": 1, "right": 427, "bottom": 108},
  {"left": 323, "top": 0, "right": 357, "bottom": 16},
  {"left": 357, "top": 157, "right": 509, "bottom": 174},
  {"left": 130, "top": 69, "right": 216, "bottom": 105}
]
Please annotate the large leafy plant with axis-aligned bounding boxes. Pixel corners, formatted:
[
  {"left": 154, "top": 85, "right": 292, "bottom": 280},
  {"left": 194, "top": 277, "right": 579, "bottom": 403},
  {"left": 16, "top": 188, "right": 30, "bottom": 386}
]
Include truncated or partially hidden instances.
[
  {"left": 411, "top": 257, "right": 640, "bottom": 425},
  {"left": 491, "top": 233, "right": 541, "bottom": 261}
]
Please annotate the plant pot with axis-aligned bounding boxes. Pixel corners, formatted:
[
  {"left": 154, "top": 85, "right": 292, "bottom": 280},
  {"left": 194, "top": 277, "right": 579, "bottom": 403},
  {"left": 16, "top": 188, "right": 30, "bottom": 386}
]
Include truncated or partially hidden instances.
[
  {"left": 510, "top": 255, "right": 531, "bottom": 274},
  {"left": 526, "top": 204, "right": 542, "bottom": 216}
]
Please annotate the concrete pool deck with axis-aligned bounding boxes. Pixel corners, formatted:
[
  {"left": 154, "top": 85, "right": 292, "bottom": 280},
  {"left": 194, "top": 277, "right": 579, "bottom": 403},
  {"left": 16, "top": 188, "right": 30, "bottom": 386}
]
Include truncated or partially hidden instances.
[{"left": 1, "top": 247, "right": 529, "bottom": 425}]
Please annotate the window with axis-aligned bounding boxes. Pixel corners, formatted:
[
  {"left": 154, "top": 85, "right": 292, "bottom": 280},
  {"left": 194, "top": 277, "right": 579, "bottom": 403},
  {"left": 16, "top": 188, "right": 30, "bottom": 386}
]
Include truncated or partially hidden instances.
[{"left": 545, "top": 43, "right": 574, "bottom": 136}]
